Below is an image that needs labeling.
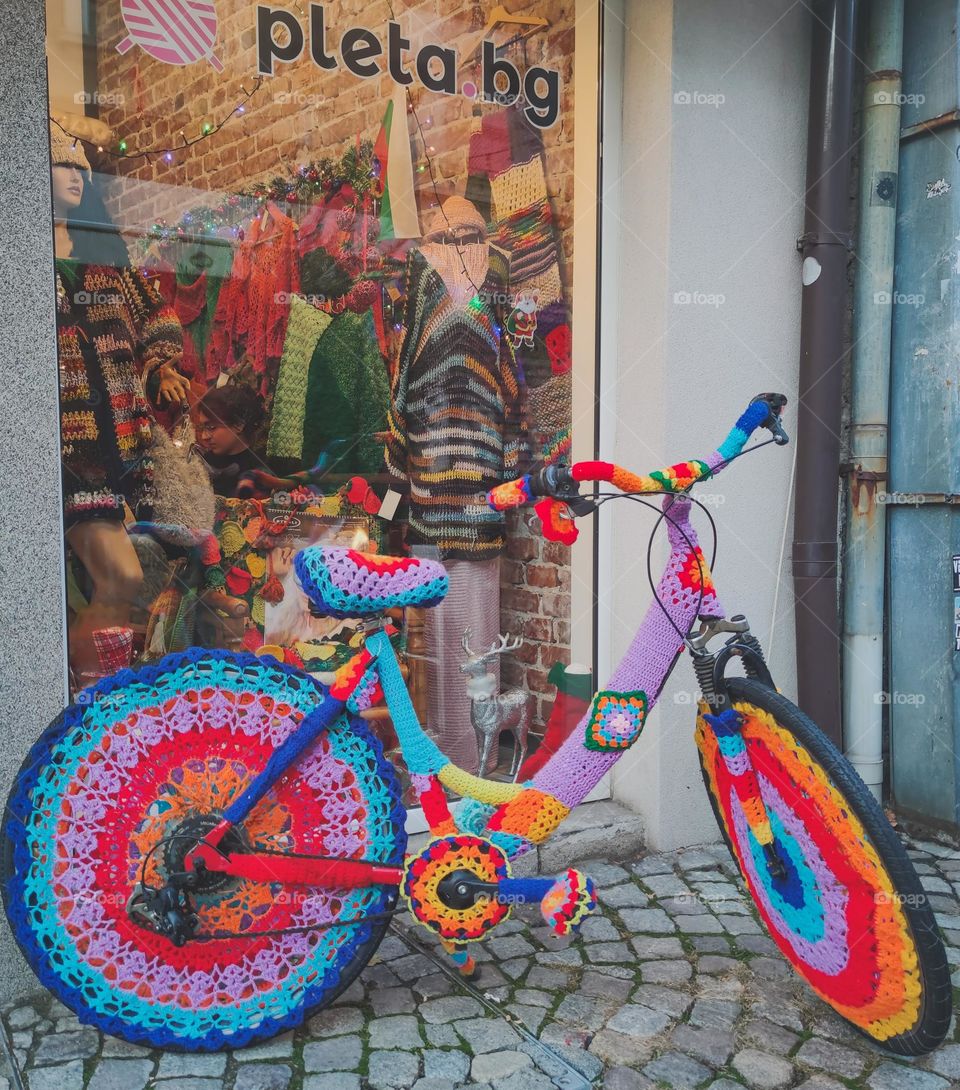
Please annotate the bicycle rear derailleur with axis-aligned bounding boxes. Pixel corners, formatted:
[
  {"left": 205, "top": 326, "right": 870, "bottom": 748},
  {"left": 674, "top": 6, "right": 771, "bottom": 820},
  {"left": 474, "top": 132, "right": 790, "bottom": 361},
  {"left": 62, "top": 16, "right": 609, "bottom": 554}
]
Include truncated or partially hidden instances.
[{"left": 127, "top": 878, "right": 199, "bottom": 947}]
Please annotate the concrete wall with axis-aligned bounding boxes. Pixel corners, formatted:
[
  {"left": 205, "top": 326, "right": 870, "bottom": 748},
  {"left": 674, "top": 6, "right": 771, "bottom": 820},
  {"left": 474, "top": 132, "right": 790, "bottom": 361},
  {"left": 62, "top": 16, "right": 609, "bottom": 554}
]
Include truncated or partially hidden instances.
[
  {"left": 606, "top": 0, "right": 810, "bottom": 848},
  {"left": 0, "top": 1, "right": 67, "bottom": 1001}
]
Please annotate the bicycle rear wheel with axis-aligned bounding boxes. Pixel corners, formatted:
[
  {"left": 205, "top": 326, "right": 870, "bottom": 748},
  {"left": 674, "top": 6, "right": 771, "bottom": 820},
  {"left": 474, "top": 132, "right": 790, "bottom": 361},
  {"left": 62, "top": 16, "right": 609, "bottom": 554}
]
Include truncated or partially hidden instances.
[
  {"left": 2, "top": 649, "right": 406, "bottom": 1051},
  {"left": 695, "top": 677, "right": 952, "bottom": 1056}
]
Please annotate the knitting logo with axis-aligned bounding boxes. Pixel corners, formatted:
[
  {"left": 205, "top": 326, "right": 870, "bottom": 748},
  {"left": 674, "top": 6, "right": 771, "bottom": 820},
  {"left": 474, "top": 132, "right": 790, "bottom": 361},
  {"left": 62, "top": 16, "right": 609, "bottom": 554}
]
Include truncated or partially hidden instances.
[{"left": 256, "top": 4, "right": 561, "bottom": 129}]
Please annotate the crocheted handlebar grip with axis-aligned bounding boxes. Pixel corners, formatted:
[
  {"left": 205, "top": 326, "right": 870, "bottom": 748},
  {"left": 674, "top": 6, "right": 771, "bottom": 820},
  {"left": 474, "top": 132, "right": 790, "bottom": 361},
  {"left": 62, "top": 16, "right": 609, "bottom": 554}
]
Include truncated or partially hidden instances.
[
  {"left": 487, "top": 475, "right": 533, "bottom": 510},
  {"left": 539, "top": 869, "right": 597, "bottom": 936}
]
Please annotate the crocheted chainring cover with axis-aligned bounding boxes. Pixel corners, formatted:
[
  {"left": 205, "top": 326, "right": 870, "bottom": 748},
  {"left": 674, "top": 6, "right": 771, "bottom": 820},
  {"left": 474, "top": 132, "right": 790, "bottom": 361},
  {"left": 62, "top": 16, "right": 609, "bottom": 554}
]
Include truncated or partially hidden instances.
[
  {"left": 3, "top": 650, "right": 405, "bottom": 1051},
  {"left": 695, "top": 700, "right": 923, "bottom": 1042},
  {"left": 295, "top": 548, "right": 449, "bottom": 619}
]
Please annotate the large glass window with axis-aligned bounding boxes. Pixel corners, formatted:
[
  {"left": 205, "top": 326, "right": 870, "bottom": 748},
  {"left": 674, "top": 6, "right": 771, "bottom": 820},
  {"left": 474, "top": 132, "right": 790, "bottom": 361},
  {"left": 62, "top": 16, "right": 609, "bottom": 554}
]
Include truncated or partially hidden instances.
[{"left": 46, "top": 0, "right": 597, "bottom": 796}]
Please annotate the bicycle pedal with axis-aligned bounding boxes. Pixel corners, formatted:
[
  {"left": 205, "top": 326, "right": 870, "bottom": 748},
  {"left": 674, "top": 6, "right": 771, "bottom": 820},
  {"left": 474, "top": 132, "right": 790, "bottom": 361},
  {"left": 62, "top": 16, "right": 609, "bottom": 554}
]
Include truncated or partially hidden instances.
[{"left": 540, "top": 868, "right": 598, "bottom": 937}]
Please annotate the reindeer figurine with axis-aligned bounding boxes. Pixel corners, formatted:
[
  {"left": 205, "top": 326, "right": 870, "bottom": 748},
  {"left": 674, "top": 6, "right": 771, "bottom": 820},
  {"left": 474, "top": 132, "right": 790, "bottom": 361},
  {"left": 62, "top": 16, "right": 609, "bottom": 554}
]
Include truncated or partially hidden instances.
[{"left": 460, "top": 629, "right": 532, "bottom": 781}]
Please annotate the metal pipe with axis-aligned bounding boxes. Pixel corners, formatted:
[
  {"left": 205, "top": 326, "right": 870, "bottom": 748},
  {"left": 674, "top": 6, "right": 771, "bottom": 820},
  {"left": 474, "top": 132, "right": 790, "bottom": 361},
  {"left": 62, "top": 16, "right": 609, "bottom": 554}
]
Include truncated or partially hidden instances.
[
  {"left": 842, "top": 0, "right": 904, "bottom": 800},
  {"left": 792, "top": 0, "right": 858, "bottom": 747}
]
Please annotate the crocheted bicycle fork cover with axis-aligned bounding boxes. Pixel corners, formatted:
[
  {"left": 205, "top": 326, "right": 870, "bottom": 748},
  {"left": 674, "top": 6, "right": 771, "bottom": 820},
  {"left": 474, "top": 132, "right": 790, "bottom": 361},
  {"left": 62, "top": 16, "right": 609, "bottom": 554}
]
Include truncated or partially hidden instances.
[
  {"left": 696, "top": 699, "right": 923, "bottom": 1042},
  {"left": 2, "top": 649, "right": 406, "bottom": 1051}
]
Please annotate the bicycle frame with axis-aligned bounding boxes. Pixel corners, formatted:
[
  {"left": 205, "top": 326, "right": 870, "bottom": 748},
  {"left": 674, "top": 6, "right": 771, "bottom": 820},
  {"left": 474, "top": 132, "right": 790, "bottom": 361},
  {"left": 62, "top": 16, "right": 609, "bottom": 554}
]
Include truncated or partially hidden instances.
[{"left": 183, "top": 493, "right": 724, "bottom": 892}]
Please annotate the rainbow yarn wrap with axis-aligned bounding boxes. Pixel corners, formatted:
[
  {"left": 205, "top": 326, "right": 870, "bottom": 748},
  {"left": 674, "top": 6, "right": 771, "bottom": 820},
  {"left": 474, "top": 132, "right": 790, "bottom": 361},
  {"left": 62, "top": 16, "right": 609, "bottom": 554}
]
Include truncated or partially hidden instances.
[
  {"left": 696, "top": 699, "right": 924, "bottom": 1042},
  {"left": 540, "top": 869, "right": 597, "bottom": 936}
]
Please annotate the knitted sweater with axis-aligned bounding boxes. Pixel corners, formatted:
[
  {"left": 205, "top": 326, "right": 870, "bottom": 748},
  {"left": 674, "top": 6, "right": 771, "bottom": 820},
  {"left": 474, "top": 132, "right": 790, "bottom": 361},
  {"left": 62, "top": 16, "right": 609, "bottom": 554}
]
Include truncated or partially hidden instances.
[
  {"left": 56, "top": 260, "right": 183, "bottom": 525},
  {"left": 385, "top": 247, "right": 530, "bottom": 559}
]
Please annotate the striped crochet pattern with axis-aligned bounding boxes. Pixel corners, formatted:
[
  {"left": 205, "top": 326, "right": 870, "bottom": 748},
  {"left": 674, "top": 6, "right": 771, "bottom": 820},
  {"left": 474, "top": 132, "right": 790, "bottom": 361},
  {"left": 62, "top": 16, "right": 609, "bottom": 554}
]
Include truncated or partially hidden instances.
[
  {"left": 56, "top": 261, "right": 183, "bottom": 524},
  {"left": 385, "top": 248, "right": 530, "bottom": 559}
]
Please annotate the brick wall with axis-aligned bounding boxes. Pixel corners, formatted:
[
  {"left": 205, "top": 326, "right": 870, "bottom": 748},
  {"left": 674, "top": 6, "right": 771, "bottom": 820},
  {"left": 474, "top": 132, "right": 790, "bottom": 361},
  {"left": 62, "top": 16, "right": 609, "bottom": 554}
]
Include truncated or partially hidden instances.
[{"left": 90, "top": 0, "right": 579, "bottom": 729}]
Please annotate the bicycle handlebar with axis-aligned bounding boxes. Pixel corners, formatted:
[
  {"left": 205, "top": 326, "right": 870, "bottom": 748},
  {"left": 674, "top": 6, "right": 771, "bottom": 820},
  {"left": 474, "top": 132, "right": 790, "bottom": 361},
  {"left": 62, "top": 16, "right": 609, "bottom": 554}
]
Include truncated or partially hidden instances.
[{"left": 487, "top": 392, "right": 789, "bottom": 522}]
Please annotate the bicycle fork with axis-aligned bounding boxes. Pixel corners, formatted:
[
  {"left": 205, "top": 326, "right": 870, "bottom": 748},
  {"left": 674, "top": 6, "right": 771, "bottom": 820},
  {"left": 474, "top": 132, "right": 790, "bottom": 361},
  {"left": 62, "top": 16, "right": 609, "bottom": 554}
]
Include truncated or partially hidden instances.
[{"left": 691, "top": 616, "right": 787, "bottom": 882}]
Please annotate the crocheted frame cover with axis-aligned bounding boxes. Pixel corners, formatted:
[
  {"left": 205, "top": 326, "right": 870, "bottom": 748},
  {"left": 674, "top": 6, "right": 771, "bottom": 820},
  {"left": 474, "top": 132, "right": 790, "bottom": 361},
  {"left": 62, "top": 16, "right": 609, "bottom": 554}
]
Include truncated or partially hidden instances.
[
  {"left": 2, "top": 649, "right": 406, "bottom": 1051},
  {"left": 695, "top": 701, "right": 923, "bottom": 1042}
]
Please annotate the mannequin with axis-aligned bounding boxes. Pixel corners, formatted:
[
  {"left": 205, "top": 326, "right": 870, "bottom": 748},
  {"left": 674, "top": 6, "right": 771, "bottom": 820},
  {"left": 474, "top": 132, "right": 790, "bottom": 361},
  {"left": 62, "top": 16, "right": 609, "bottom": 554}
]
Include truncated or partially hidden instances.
[
  {"left": 52, "top": 130, "right": 189, "bottom": 685},
  {"left": 386, "top": 195, "right": 530, "bottom": 773}
]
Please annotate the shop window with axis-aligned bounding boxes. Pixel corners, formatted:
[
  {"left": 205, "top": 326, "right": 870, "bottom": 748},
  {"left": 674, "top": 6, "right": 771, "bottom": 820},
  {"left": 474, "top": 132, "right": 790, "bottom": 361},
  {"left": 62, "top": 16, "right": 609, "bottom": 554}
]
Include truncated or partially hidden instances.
[{"left": 46, "top": 0, "right": 597, "bottom": 797}]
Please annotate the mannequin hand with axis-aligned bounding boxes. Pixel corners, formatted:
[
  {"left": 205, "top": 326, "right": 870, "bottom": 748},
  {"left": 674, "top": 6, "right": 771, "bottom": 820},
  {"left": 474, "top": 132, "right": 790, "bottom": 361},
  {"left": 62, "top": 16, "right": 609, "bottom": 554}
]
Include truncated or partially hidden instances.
[{"left": 155, "top": 363, "right": 191, "bottom": 407}]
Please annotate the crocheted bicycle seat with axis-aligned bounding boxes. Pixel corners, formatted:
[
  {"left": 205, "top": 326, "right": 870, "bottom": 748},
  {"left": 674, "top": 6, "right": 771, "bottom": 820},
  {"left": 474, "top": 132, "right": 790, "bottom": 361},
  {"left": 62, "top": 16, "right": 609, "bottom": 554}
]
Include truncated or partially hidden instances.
[{"left": 294, "top": 547, "right": 449, "bottom": 618}]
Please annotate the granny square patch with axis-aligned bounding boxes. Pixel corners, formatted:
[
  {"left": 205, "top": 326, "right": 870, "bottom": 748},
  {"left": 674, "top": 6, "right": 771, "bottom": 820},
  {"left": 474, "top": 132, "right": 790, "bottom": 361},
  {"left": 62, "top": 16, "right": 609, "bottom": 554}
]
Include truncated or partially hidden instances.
[{"left": 584, "top": 690, "right": 648, "bottom": 751}]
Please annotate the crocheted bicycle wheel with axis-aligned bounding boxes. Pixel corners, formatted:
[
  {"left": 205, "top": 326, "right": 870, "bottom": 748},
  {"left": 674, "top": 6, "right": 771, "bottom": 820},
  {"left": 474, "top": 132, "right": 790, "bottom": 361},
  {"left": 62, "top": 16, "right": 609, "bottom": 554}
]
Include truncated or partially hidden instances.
[
  {"left": 696, "top": 678, "right": 951, "bottom": 1056},
  {"left": 1, "top": 650, "right": 405, "bottom": 1051}
]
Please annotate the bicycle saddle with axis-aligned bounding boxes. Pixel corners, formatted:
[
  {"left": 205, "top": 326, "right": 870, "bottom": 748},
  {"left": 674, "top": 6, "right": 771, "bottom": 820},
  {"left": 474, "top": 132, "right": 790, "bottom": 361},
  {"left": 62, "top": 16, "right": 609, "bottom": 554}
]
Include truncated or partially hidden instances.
[{"left": 294, "top": 546, "right": 449, "bottom": 618}]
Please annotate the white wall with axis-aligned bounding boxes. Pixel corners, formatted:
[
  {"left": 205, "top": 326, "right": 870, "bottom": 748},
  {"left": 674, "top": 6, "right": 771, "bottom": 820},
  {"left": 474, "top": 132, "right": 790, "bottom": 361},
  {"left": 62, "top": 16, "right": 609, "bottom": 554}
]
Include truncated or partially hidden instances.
[{"left": 604, "top": 0, "right": 810, "bottom": 848}]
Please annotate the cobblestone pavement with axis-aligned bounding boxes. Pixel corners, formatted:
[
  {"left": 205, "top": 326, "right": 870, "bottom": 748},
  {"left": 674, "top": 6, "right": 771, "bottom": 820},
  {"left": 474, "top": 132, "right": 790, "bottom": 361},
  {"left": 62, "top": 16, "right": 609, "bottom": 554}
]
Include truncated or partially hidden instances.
[{"left": 3, "top": 834, "right": 960, "bottom": 1090}]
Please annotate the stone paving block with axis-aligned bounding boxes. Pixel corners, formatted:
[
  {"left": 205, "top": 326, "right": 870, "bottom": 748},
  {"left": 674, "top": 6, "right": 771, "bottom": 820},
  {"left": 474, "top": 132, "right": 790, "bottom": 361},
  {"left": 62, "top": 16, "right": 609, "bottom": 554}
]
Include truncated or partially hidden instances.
[
  {"left": 688, "top": 935, "right": 730, "bottom": 954},
  {"left": 498, "top": 959, "right": 530, "bottom": 981},
  {"left": 423, "top": 1048, "right": 470, "bottom": 1082},
  {"left": 605, "top": 1003, "right": 672, "bottom": 1038},
  {"left": 642, "top": 1049, "right": 713, "bottom": 1089},
  {"left": 618, "top": 908, "right": 676, "bottom": 933},
  {"left": 33, "top": 1027, "right": 99, "bottom": 1064},
  {"left": 364, "top": 963, "right": 402, "bottom": 989},
  {"left": 589, "top": 1028, "right": 656, "bottom": 1067},
  {"left": 867, "top": 1062, "right": 950, "bottom": 1090},
  {"left": 585, "top": 941, "right": 633, "bottom": 963},
  {"left": 304, "top": 1076, "right": 362, "bottom": 1090},
  {"left": 8, "top": 1005, "right": 41, "bottom": 1030},
  {"left": 925, "top": 1042, "right": 960, "bottom": 1079},
  {"left": 741, "top": 1018, "right": 800, "bottom": 1054},
  {"left": 660, "top": 895, "right": 709, "bottom": 915},
  {"left": 735, "top": 934, "right": 778, "bottom": 955},
  {"left": 303, "top": 1034, "right": 363, "bottom": 1072},
  {"left": 732, "top": 1048, "right": 795, "bottom": 1089},
  {"left": 670, "top": 1022, "right": 734, "bottom": 1065},
  {"left": 794, "top": 1077, "right": 849, "bottom": 1090},
  {"left": 599, "top": 884, "right": 650, "bottom": 909},
  {"left": 513, "top": 987, "right": 554, "bottom": 1007},
  {"left": 470, "top": 1049, "right": 532, "bottom": 1082},
  {"left": 577, "top": 860, "right": 632, "bottom": 885},
  {"left": 688, "top": 998, "right": 740, "bottom": 1030},
  {"left": 716, "top": 913, "right": 761, "bottom": 934},
  {"left": 390, "top": 954, "right": 437, "bottom": 982},
  {"left": 367, "top": 1049, "right": 421, "bottom": 1089},
  {"left": 641, "top": 874, "right": 692, "bottom": 899},
  {"left": 697, "top": 975, "right": 743, "bottom": 999},
  {"left": 148, "top": 1081, "right": 221, "bottom": 1090},
  {"left": 677, "top": 848, "right": 721, "bottom": 870},
  {"left": 232, "top": 1032, "right": 294, "bottom": 1061},
  {"left": 371, "top": 987, "right": 417, "bottom": 1016},
  {"left": 579, "top": 971, "right": 632, "bottom": 1001},
  {"left": 536, "top": 948, "right": 583, "bottom": 967},
  {"left": 409, "top": 1080, "right": 455, "bottom": 1090},
  {"left": 26, "top": 1060, "right": 84, "bottom": 1090},
  {"left": 795, "top": 1036, "right": 866, "bottom": 1078},
  {"left": 332, "top": 980, "right": 365, "bottom": 1006},
  {"left": 413, "top": 972, "right": 455, "bottom": 998},
  {"left": 696, "top": 955, "right": 738, "bottom": 974},
  {"left": 100, "top": 1038, "right": 152, "bottom": 1058},
  {"left": 639, "top": 958, "right": 692, "bottom": 983},
  {"left": 424, "top": 1024, "right": 459, "bottom": 1047},
  {"left": 676, "top": 913, "right": 724, "bottom": 933},
  {"left": 306, "top": 1006, "right": 364, "bottom": 1038},
  {"left": 631, "top": 935, "right": 685, "bottom": 959},
  {"left": 554, "top": 993, "right": 617, "bottom": 1031},
  {"left": 511, "top": 1003, "right": 546, "bottom": 1031},
  {"left": 528, "top": 1033, "right": 604, "bottom": 1079},
  {"left": 418, "top": 996, "right": 483, "bottom": 1024},
  {"left": 156, "top": 1053, "right": 226, "bottom": 1079},
  {"left": 526, "top": 965, "right": 573, "bottom": 989},
  {"left": 603, "top": 1066, "right": 656, "bottom": 1089},
  {"left": 580, "top": 915, "right": 622, "bottom": 941},
  {"left": 486, "top": 935, "right": 536, "bottom": 960},
  {"left": 631, "top": 856, "right": 675, "bottom": 877},
  {"left": 631, "top": 983, "right": 692, "bottom": 1018},
  {"left": 453, "top": 1016, "right": 520, "bottom": 1053},
  {"left": 233, "top": 1064, "right": 292, "bottom": 1090},
  {"left": 492, "top": 1070, "right": 556, "bottom": 1090},
  {"left": 375, "top": 935, "right": 410, "bottom": 961},
  {"left": 368, "top": 1014, "right": 423, "bottom": 1050}
]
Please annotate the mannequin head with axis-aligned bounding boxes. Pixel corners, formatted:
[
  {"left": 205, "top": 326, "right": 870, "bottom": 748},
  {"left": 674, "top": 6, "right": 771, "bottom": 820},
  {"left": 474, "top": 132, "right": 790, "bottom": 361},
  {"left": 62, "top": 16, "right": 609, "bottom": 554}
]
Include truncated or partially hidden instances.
[{"left": 52, "top": 165, "right": 85, "bottom": 218}]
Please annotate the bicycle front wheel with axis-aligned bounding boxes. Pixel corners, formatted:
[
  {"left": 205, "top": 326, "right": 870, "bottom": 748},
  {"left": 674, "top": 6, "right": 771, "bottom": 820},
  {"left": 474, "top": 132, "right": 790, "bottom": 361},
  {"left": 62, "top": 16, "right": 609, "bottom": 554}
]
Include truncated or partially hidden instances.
[
  {"left": 695, "top": 677, "right": 952, "bottom": 1056},
  {"left": 2, "top": 650, "right": 406, "bottom": 1051}
]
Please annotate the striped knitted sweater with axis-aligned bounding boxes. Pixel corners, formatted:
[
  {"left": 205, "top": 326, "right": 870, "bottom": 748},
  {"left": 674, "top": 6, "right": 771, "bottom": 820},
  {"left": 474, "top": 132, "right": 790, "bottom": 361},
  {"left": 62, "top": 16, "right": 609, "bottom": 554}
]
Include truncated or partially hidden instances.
[
  {"left": 385, "top": 247, "right": 530, "bottom": 559},
  {"left": 56, "top": 260, "right": 183, "bottom": 526}
]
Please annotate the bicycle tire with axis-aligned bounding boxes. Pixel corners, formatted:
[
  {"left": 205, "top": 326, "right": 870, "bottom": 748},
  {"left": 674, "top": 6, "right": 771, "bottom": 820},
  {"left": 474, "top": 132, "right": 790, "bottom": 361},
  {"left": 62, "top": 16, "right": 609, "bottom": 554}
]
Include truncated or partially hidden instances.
[
  {"left": 695, "top": 677, "right": 952, "bottom": 1056},
  {"left": 1, "top": 649, "right": 406, "bottom": 1052}
]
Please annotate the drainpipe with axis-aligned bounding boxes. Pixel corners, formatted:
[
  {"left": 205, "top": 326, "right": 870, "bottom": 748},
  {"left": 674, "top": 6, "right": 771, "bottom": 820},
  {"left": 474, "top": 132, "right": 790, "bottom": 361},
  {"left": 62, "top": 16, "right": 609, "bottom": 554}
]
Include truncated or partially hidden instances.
[
  {"left": 841, "top": 0, "right": 903, "bottom": 800},
  {"left": 792, "top": 0, "right": 858, "bottom": 748}
]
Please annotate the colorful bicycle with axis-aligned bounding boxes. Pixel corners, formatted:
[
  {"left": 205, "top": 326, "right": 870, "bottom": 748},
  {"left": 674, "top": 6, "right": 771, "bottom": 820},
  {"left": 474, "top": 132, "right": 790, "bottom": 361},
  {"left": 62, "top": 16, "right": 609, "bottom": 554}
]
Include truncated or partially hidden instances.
[{"left": 2, "top": 394, "right": 951, "bottom": 1054}]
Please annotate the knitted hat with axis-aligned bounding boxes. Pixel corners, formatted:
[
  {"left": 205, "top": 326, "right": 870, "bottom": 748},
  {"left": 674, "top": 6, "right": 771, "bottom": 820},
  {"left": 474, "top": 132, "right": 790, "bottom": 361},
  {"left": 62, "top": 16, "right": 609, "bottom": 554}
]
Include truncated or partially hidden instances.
[
  {"left": 426, "top": 196, "right": 486, "bottom": 239},
  {"left": 49, "top": 125, "right": 92, "bottom": 175}
]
